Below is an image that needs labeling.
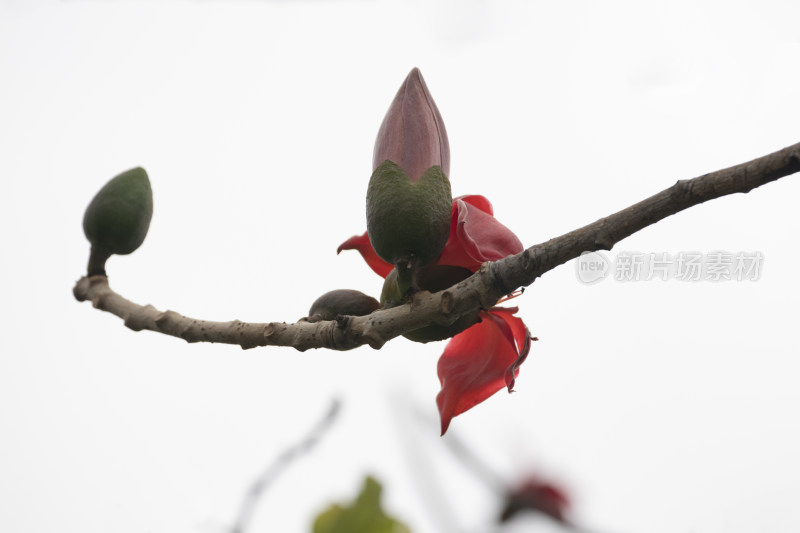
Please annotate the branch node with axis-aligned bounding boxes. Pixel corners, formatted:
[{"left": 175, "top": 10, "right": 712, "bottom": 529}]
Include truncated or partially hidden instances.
[
  {"left": 154, "top": 310, "right": 182, "bottom": 333},
  {"left": 240, "top": 340, "right": 260, "bottom": 351},
  {"left": 364, "top": 332, "right": 386, "bottom": 350},
  {"left": 487, "top": 259, "right": 516, "bottom": 299},
  {"left": 181, "top": 320, "right": 199, "bottom": 342},
  {"left": 292, "top": 340, "right": 309, "bottom": 352},
  {"left": 593, "top": 235, "right": 613, "bottom": 251},
  {"left": 90, "top": 294, "right": 103, "bottom": 309},
  {"left": 124, "top": 304, "right": 156, "bottom": 331},
  {"left": 440, "top": 290, "right": 454, "bottom": 316},
  {"left": 672, "top": 178, "right": 697, "bottom": 201},
  {"left": 335, "top": 315, "right": 351, "bottom": 329},
  {"left": 73, "top": 277, "right": 89, "bottom": 301}
]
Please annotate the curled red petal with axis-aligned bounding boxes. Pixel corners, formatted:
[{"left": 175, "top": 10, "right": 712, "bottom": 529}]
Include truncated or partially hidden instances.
[
  {"left": 486, "top": 307, "right": 532, "bottom": 391},
  {"left": 455, "top": 194, "right": 493, "bottom": 215},
  {"left": 437, "top": 199, "right": 524, "bottom": 271},
  {"left": 337, "top": 232, "right": 393, "bottom": 279},
  {"left": 435, "top": 308, "right": 530, "bottom": 435}
]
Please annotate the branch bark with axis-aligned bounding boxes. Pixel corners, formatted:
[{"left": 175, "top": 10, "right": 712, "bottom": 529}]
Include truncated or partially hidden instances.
[{"left": 73, "top": 141, "right": 800, "bottom": 351}]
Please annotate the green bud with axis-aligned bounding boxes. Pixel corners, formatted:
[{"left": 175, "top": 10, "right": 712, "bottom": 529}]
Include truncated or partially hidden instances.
[
  {"left": 82, "top": 167, "right": 153, "bottom": 275},
  {"left": 307, "top": 289, "right": 380, "bottom": 322},
  {"left": 366, "top": 160, "right": 452, "bottom": 268}
]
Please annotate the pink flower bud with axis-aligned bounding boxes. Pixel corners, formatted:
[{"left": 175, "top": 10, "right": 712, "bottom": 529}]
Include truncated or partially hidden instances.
[{"left": 373, "top": 67, "right": 450, "bottom": 182}]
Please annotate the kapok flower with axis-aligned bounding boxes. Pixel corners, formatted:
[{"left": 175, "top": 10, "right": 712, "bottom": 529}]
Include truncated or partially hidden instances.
[
  {"left": 340, "top": 195, "right": 530, "bottom": 434},
  {"left": 341, "top": 67, "right": 531, "bottom": 434}
]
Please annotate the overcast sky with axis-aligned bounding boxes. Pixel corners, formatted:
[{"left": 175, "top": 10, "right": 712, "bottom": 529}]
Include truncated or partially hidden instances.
[{"left": 2, "top": 1, "right": 800, "bottom": 532}]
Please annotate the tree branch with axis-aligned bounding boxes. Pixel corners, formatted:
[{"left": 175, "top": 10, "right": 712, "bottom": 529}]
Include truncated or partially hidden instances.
[
  {"left": 73, "top": 141, "right": 800, "bottom": 351},
  {"left": 489, "top": 141, "right": 800, "bottom": 294},
  {"left": 230, "top": 399, "right": 341, "bottom": 533}
]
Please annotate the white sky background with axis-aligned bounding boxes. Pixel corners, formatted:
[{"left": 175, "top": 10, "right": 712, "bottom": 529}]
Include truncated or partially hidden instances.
[{"left": 2, "top": 1, "right": 800, "bottom": 532}]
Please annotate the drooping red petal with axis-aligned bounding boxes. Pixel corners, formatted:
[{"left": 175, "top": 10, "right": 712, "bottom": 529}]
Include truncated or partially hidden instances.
[
  {"left": 337, "top": 232, "right": 393, "bottom": 279},
  {"left": 485, "top": 307, "right": 532, "bottom": 391},
  {"left": 437, "top": 199, "right": 524, "bottom": 271},
  {"left": 435, "top": 307, "right": 530, "bottom": 435}
]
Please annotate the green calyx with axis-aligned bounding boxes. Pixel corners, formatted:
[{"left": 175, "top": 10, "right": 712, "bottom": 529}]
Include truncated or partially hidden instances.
[
  {"left": 366, "top": 160, "right": 452, "bottom": 268},
  {"left": 380, "top": 264, "right": 480, "bottom": 343},
  {"left": 307, "top": 289, "right": 380, "bottom": 322},
  {"left": 83, "top": 167, "right": 153, "bottom": 275}
]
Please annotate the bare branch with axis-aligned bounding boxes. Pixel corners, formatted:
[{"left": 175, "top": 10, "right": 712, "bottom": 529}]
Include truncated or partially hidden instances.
[
  {"left": 74, "top": 141, "right": 800, "bottom": 351},
  {"left": 488, "top": 141, "right": 800, "bottom": 294},
  {"left": 230, "top": 399, "right": 341, "bottom": 533}
]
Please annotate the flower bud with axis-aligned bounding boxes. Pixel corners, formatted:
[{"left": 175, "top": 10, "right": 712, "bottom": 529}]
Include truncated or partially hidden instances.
[
  {"left": 373, "top": 67, "right": 450, "bottom": 182},
  {"left": 366, "top": 69, "right": 453, "bottom": 269},
  {"left": 83, "top": 167, "right": 153, "bottom": 275}
]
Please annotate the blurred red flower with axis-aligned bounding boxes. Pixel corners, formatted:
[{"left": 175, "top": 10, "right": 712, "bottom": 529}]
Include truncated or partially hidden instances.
[{"left": 499, "top": 476, "right": 571, "bottom": 524}]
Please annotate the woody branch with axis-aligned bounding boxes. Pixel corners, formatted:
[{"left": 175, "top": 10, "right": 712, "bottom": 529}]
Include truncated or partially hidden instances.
[{"left": 73, "top": 141, "right": 800, "bottom": 351}]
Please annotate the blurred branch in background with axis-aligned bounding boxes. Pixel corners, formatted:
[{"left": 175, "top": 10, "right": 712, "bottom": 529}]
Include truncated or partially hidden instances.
[
  {"left": 410, "top": 407, "right": 610, "bottom": 533},
  {"left": 230, "top": 399, "right": 342, "bottom": 533}
]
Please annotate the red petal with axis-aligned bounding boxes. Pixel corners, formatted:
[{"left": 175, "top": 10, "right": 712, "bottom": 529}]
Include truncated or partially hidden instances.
[
  {"left": 435, "top": 308, "right": 530, "bottom": 435},
  {"left": 486, "top": 307, "right": 531, "bottom": 391},
  {"left": 337, "top": 232, "right": 393, "bottom": 279},
  {"left": 437, "top": 199, "right": 524, "bottom": 271},
  {"left": 455, "top": 194, "right": 493, "bottom": 215}
]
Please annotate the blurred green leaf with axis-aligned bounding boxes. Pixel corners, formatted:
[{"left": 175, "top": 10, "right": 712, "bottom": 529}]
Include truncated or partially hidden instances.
[{"left": 312, "top": 476, "right": 411, "bottom": 533}]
